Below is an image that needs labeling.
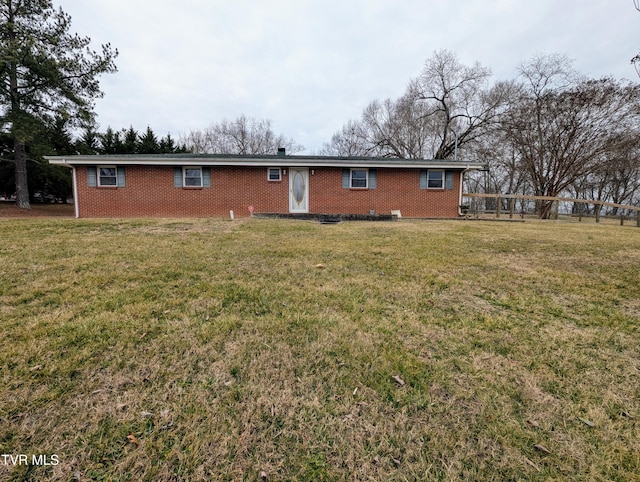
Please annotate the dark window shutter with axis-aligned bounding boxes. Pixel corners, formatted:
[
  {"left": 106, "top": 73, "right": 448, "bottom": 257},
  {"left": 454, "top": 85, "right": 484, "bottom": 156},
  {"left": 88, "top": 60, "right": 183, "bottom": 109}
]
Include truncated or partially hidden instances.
[
  {"left": 369, "top": 169, "right": 377, "bottom": 189},
  {"left": 174, "top": 167, "right": 183, "bottom": 187},
  {"left": 87, "top": 166, "right": 97, "bottom": 187},
  {"left": 117, "top": 167, "right": 126, "bottom": 187},
  {"left": 419, "top": 170, "right": 428, "bottom": 190},
  {"left": 202, "top": 167, "right": 211, "bottom": 188},
  {"left": 342, "top": 169, "right": 350, "bottom": 189},
  {"left": 445, "top": 170, "right": 454, "bottom": 190}
]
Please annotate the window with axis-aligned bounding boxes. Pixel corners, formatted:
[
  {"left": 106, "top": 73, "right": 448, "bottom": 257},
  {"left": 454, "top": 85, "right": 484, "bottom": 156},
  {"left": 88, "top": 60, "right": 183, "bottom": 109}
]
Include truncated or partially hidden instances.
[
  {"left": 268, "top": 168, "right": 282, "bottom": 181},
  {"left": 183, "top": 167, "right": 203, "bottom": 187},
  {"left": 420, "top": 170, "right": 453, "bottom": 190},
  {"left": 88, "top": 166, "right": 125, "bottom": 187},
  {"left": 174, "top": 167, "right": 210, "bottom": 188},
  {"left": 342, "top": 168, "right": 377, "bottom": 189},
  {"left": 98, "top": 166, "right": 117, "bottom": 186},
  {"left": 426, "top": 170, "right": 444, "bottom": 189},
  {"left": 351, "top": 169, "right": 368, "bottom": 188}
]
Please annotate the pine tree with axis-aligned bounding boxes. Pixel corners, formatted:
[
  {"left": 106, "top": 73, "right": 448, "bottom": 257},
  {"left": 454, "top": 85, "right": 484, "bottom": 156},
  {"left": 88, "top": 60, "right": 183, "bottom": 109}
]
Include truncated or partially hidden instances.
[
  {"left": 100, "top": 126, "right": 123, "bottom": 154},
  {"left": 0, "top": 0, "right": 117, "bottom": 208},
  {"left": 76, "top": 128, "right": 100, "bottom": 155},
  {"left": 48, "top": 116, "right": 75, "bottom": 155},
  {"left": 138, "top": 126, "right": 160, "bottom": 154},
  {"left": 122, "top": 126, "right": 139, "bottom": 153},
  {"left": 159, "top": 133, "right": 176, "bottom": 153}
]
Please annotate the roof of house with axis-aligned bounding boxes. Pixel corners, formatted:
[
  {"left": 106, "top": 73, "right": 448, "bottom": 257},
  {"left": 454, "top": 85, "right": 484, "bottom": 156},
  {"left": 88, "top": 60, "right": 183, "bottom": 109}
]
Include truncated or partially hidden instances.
[{"left": 46, "top": 154, "right": 485, "bottom": 170}]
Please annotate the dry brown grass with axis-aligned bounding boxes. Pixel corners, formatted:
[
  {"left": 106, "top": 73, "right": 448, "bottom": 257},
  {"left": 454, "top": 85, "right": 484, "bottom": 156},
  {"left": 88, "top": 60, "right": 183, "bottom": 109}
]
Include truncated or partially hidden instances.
[{"left": 1, "top": 218, "right": 639, "bottom": 481}]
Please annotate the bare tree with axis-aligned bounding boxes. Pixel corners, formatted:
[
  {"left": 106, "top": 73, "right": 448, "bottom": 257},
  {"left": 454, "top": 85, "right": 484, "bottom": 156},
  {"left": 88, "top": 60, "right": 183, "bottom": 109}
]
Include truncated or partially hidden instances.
[
  {"left": 465, "top": 128, "right": 533, "bottom": 210},
  {"left": 320, "top": 119, "right": 373, "bottom": 157},
  {"left": 409, "top": 50, "right": 514, "bottom": 159},
  {"left": 503, "top": 54, "right": 640, "bottom": 218},
  {"left": 181, "top": 115, "right": 303, "bottom": 155},
  {"left": 573, "top": 131, "right": 640, "bottom": 214},
  {"left": 323, "top": 50, "right": 513, "bottom": 159},
  {"left": 180, "top": 129, "right": 209, "bottom": 154},
  {"left": 321, "top": 95, "right": 437, "bottom": 158},
  {"left": 633, "top": 0, "right": 640, "bottom": 76}
]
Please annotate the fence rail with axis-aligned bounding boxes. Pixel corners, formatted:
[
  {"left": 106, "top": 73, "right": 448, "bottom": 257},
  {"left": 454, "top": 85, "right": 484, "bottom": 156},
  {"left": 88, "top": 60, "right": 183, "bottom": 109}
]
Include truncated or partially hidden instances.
[
  {"left": 462, "top": 193, "right": 640, "bottom": 226},
  {"left": 463, "top": 193, "right": 640, "bottom": 212}
]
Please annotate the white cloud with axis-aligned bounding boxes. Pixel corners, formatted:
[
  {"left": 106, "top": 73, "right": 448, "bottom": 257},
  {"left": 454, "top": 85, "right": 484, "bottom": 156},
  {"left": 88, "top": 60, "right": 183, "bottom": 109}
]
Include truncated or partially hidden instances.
[{"left": 57, "top": 0, "right": 639, "bottom": 152}]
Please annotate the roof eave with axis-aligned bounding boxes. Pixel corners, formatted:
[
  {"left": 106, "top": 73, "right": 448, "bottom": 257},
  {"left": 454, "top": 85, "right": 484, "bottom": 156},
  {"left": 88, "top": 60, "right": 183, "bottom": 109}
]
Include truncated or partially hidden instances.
[{"left": 45, "top": 155, "right": 485, "bottom": 170}]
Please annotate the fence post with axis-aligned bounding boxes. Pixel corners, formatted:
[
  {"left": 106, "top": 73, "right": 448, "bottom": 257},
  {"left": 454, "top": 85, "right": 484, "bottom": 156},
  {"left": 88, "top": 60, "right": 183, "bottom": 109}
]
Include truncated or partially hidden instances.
[
  {"left": 595, "top": 205, "right": 601, "bottom": 223},
  {"left": 509, "top": 198, "right": 515, "bottom": 219},
  {"left": 637, "top": 211, "right": 640, "bottom": 227},
  {"left": 496, "top": 196, "right": 501, "bottom": 218},
  {"left": 620, "top": 214, "right": 625, "bottom": 226}
]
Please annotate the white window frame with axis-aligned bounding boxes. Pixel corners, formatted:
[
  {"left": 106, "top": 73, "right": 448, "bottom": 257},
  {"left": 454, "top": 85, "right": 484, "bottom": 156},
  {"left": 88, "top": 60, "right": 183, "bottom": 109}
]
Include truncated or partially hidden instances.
[
  {"left": 97, "top": 165, "right": 117, "bottom": 187},
  {"left": 267, "top": 167, "right": 282, "bottom": 181},
  {"left": 426, "top": 169, "right": 445, "bottom": 189},
  {"left": 183, "top": 166, "right": 203, "bottom": 188},
  {"left": 350, "top": 168, "right": 368, "bottom": 189}
]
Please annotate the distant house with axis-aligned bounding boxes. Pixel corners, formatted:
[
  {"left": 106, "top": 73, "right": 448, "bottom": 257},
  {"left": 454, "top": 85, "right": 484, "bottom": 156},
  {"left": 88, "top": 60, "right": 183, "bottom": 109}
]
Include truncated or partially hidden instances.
[{"left": 46, "top": 153, "right": 483, "bottom": 219}]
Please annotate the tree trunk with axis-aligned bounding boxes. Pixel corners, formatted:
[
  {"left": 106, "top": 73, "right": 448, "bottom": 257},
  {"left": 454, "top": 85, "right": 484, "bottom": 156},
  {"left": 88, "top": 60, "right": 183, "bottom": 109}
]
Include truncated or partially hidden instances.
[
  {"left": 538, "top": 200, "right": 554, "bottom": 219},
  {"left": 6, "top": 3, "right": 30, "bottom": 209},
  {"left": 14, "top": 140, "right": 31, "bottom": 209}
]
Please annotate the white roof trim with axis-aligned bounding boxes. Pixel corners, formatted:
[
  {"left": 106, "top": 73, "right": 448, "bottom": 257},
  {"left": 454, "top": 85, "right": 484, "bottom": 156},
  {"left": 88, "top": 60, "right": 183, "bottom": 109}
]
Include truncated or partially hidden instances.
[{"left": 45, "top": 155, "right": 485, "bottom": 170}]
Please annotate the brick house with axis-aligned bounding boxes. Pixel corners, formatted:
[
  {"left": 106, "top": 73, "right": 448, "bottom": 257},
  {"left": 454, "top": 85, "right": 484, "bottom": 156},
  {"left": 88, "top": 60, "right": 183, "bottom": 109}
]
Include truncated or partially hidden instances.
[{"left": 46, "top": 153, "right": 483, "bottom": 218}]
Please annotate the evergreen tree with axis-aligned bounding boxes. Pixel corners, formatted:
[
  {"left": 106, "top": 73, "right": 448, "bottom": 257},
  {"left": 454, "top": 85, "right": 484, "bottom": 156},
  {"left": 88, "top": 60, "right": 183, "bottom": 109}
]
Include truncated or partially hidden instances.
[
  {"left": 159, "top": 133, "right": 176, "bottom": 153},
  {"left": 48, "top": 116, "right": 76, "bottom": 155},
  {"left": 0, "top": 0, "right": 117, "bottom": 208},
  {"left": 100, "top": 126, "right": 123, "bottom": 154},
  {"left": 138, "top": 126, "right": 160, "bottom": 154},
  {"left": 44, "top": 116, "right": 73, "bottom": 200},
  {"left": 122, "top": 126, "right": 139, "bottom": 153},
  {"left": 76, "top": 128, "right": 100, "bottom": 155},
  {"left": 175, "top": 142, "right": 190, "bottom": 153}
]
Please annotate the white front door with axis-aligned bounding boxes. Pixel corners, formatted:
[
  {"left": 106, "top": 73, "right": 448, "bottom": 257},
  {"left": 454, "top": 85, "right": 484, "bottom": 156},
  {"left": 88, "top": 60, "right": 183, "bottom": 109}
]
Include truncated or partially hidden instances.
[{"left": 289, "top": 167, "right": 309, "bottom": 213}]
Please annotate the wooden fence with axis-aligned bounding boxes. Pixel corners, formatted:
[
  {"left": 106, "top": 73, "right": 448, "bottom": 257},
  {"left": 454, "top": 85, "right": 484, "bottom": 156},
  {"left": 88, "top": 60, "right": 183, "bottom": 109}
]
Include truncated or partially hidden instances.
[{"left": 463, "top": 193, "right": 640, "bottom": 226}]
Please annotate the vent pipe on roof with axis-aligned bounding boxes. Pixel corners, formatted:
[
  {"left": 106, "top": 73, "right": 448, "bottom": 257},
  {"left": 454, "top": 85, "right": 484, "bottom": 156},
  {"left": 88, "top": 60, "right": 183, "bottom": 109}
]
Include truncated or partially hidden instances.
[{"left": 277, "top": 147, "right": 286, "bottom": 156}]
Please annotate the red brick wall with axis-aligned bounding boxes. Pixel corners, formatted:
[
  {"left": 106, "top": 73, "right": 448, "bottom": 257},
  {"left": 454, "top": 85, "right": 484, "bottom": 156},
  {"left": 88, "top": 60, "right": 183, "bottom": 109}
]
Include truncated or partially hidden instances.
[
  {"left": 75, "top": 165, "right": 462, "bottom": 218},
  {"left": 309, "top": 168, "right": 460, "bottom": 218}
]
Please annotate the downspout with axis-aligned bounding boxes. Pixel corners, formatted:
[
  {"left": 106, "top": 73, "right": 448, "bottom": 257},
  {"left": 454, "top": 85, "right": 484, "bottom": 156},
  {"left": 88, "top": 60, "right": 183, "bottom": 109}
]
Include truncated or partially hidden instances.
[
  {"left": 70, "top": 162, "right": 79, "bottom": 219},
  {"left": 458, "top": 166, "right": 472, "bottom": 216}
]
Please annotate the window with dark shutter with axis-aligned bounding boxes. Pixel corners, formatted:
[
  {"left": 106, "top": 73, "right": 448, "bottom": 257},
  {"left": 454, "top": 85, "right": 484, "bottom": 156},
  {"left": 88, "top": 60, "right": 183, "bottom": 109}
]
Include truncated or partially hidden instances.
[
  {"left": 427, "top": 170, "right": 444, "bottom": 189},
  {"left": 350, "top": 169, "right": 368, "bottom": 188},
  {"left": 98, "top": 166, "right": 117, "bottom": 186},
  {"left": 183, "top": 167, "right": 202, "bottom": 187}
]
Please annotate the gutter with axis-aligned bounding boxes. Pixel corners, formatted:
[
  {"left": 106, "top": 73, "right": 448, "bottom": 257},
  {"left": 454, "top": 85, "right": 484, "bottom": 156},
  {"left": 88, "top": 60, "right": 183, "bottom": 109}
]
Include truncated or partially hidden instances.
[
  {"left": 57, "top": 159, "right": 79, "bottom": 218},
  {"left": 71, "top": 165, "right": 79, "bottom": 218},
  {"left": 45, "top": 155, "right": 485, "bottom": 171},
  {"left": 458, "top": 166, "right": 475, "bottom": 216}
]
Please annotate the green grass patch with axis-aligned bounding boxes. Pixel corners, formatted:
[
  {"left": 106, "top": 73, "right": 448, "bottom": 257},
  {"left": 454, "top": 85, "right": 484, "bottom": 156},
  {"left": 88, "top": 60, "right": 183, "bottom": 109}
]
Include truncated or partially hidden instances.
[{"left": 1, "top": 217, "right": 639, "bottom": 481}]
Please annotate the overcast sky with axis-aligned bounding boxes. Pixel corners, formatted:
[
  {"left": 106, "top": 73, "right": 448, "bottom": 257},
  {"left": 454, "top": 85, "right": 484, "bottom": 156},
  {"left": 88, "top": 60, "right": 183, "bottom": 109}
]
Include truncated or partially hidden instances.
[{"left": 57, "top": 0, "right": 638, "bottom": 154}]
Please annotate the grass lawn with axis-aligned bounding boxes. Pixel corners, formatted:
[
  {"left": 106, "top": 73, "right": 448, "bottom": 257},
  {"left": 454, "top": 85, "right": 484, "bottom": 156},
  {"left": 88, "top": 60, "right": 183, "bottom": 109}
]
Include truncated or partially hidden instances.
[{"left": 1, "top": 217, "right": 639, "bottom": 481}]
